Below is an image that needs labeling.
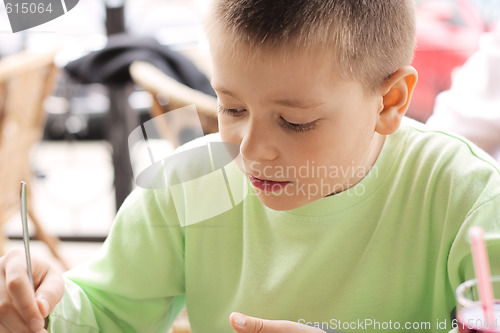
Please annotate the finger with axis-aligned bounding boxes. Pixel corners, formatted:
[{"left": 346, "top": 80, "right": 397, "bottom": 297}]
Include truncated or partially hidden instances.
[
  {"left": 230, "top": 312, "right": 325, "bottom": 333},
  {"left": 34, "top": 267, "right": 64, "bottom": 318},
  {"left": 0, "top": 300, "right": 33, "bottom": 333},
  {"left": 0, "top": 263, "right": 29, "bottom": 333},
  {"left": 3, "top": 251, "right": 45, "bottom": 332},
  {"left": 230, "top": 312, "right": 263, "bottom": 333},
  {"left": 0, "top": 321, "right": 14, "bottom": 333}
]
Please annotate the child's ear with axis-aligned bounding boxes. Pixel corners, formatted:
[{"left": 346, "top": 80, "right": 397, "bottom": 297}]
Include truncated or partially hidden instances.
[{"left": 376, "top": 66, "right": 418, "bottom": 135}]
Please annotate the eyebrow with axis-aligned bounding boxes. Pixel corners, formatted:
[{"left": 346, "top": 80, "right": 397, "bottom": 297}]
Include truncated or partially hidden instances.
[
  {"left": 270, "top": 98, "right": 323, "bottom": 109},
  {"left": 213, "top": 86, "right": 323, "bottom": 110}
]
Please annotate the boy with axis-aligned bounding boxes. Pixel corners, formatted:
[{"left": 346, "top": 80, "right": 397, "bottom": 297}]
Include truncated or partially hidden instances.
[{"left": 1, "top": 0, "right": 500, "bottom": 332}]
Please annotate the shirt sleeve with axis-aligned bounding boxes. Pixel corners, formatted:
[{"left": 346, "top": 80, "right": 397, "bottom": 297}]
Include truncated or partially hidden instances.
[
  {"left": 48, "top": 187, "right": 186, "bottom": 332},
  {"left": 448, "top": 193, "right": 500, "bottom": 287}
]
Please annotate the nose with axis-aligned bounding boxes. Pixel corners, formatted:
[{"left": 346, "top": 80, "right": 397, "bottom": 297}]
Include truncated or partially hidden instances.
[{"left": 239, "top": 116, "right": 279, "bottom": 163}]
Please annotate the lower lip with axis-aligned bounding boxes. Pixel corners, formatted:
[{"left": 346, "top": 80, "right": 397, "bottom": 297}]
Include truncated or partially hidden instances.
[{"left": 248, "top": 175, "right": 291, "bottom": 192}]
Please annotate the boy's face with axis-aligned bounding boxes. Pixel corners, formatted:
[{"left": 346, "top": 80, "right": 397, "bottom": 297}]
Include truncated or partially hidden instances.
[{"left": 211, "top": 43, "right": 386, "bottom": 211}]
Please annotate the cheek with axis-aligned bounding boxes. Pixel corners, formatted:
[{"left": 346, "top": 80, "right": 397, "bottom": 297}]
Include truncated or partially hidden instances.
[
  {"left": 298, "top": 123, "right": 370, "bottom": 166},
  {"left": 218, "top": 118, "right": 241, "bottom": 145},
  {"left": 218, "top": 119, "right": 247, "bottom": 174}
]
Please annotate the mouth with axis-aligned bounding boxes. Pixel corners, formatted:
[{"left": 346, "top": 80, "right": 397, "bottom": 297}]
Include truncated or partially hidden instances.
[{"left": 248, "top": 175, "right": 291, "bottom": 192}]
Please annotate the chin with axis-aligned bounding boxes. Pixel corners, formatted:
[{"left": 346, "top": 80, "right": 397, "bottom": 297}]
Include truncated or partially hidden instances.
[{"left": 254, "top": 192, "right": 310, "bottom": 211}]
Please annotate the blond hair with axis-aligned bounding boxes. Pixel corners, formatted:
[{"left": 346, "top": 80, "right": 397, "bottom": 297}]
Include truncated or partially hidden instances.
[{"left": 205, "top": 0, "right": 416, "bottom": 92}]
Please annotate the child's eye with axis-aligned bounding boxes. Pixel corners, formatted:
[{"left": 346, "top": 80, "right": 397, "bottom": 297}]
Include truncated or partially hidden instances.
[
  {"left": 217, "top": 105, "right": 246, "bottom": 117},
  {"left": 280, "top": 117, "right": 319, "bottom": 132}
]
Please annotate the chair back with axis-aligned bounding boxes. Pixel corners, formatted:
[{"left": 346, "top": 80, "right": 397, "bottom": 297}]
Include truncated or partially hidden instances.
[
  {"left": 0, "top": 51, "right": 58, "bottom": 228},
  {"left": 130, "top": 61, "right": 218, "bottom": 147}
]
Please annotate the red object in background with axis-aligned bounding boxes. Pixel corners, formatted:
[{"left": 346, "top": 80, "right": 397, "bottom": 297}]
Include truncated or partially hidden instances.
[{"left": 409, "top": 0, "right": 487, "bottom": 122}]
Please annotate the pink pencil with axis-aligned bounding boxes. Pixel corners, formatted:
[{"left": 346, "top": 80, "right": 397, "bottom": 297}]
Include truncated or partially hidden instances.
[{"left": 469, "top": 226, "right": 495, "bottom": 324}]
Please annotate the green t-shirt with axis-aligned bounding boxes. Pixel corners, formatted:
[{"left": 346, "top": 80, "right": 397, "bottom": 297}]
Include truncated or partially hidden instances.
[{"left": 49, "top": 118, "right": 500, "bottom": 332}]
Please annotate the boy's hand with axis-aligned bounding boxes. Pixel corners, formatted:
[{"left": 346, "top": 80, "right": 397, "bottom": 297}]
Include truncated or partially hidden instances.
[
  {"left": 230, "top": 312, "right": 326, "bottom": 333},
  {"left": 0, "top": 248, "right": 64, "bottom": 332}
]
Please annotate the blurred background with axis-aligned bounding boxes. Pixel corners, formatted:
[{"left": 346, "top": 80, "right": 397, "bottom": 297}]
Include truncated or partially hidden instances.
[
  {"left": 411, "top": 0, "right": 499, "bottom": 121},
  {"left": 0, "top": 0, "right": 499, "bottom": 267}
]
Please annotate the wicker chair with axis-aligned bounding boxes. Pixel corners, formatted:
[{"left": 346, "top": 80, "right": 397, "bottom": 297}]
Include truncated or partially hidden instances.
[
  {"left": 0, "top": 50, "right": 68, "bottom": 269},
  {"left": 129, "top": 60, "right": 218, "bottom": 146}
]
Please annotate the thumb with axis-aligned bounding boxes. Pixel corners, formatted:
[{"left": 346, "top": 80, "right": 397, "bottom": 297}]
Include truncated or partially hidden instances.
[
  {"left": 230, "top": 312, "right": 265, "bottom": 333},
  {"left": 230, "top": 312, "right": 312, "bottom": 333},
  {"left": 34, "top": 267, "right": 65, "bottom": 318}
]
